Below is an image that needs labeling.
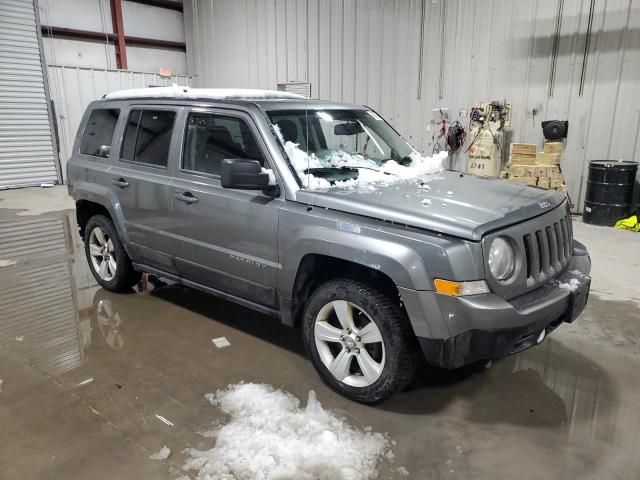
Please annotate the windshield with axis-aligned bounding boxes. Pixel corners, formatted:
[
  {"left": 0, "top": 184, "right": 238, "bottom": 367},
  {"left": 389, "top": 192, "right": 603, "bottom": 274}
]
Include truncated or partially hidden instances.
[{"left": 267, "top": 108, "right": 444, "bottom": 189}]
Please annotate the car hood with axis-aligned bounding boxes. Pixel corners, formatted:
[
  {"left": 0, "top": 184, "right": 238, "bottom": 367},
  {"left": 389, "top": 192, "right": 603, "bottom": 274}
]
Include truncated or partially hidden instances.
[{"left": 295, "top": 170, "right": 567, "bottom": 240}]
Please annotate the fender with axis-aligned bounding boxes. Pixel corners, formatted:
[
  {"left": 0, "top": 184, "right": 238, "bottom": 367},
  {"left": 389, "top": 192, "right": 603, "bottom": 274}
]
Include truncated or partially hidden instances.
[
  {"left": 277, "top": 204, "right": 485, "bottom": 300},
  {"left": 70, "top": 180, "right": 132, "bottom": 255},
  {"left": 279, "top": 224, "right": 433, "bottom": 299}
]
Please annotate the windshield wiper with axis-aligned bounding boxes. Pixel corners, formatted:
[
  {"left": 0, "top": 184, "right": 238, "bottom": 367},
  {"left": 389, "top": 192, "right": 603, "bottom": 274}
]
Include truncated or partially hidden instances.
[
  {"left": 381, "top": 156, "right": 413, "bottom": 166},
  {"left": 304, "top": 166, "right": 397, "bottom": 176}
]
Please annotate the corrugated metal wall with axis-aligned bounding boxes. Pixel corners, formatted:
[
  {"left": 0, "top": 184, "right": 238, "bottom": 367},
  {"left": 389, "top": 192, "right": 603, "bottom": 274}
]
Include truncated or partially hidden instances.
[
  {"left": 0, "top": 0, "right": 60, "bottom": 189},
  {"left": 47, "top": 65, "right": 192, "bottom": 175},
  {"left": 38, "top": 0, "right": 188, "bottom": 75},
  {"left": 184, "top": 0, "right": 640, "bottom": 212}
]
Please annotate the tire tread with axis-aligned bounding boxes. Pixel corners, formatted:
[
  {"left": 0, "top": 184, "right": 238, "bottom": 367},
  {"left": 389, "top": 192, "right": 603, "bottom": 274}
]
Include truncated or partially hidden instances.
[{"left": 303, "top": 278, "right": 416, "bottom": 404}]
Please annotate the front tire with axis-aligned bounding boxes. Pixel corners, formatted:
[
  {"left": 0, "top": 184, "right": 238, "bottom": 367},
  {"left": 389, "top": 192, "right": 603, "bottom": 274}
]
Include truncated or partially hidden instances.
[
  {"left": 84, "top": 215, "right": 141, "bottom": 292},
  {"left": 302, "top": 279, "right": 415, "bottom": 404}
]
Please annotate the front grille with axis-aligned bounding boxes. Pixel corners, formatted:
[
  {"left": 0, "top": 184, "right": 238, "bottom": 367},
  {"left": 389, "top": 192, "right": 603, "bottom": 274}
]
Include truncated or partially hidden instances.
[{"left": 522, "top": 211, "right": 572, "bottom": 285}]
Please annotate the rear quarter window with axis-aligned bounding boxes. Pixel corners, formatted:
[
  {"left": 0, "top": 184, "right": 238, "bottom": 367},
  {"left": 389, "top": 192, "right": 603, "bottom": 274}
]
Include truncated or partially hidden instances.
[{"left": 80, "top": 108, "right": 120, "bottom": 157}]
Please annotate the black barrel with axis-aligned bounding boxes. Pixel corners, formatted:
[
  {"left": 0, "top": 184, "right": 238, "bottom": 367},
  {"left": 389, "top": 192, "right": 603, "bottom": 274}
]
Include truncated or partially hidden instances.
[{"left": 583, "top": 160, "right": 638, "bottom": 225}]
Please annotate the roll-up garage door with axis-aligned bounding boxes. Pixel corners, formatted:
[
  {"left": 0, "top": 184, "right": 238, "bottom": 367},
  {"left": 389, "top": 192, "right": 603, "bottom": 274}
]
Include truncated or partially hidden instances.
[{"left": 0, "top": 0, "right": 59, "bottom": 188}]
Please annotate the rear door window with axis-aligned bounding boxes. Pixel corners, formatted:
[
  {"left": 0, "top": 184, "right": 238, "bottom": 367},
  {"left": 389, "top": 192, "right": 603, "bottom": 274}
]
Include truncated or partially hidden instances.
[
  {"left": 121, "top": 109, "right": 176, "bottom": 167},
  {"left": 80, "top": 108, "right": 120, "bottom": 157}
]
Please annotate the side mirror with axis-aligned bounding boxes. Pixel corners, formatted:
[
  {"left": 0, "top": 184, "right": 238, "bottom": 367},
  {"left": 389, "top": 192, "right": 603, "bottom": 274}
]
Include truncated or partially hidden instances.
[
  {"left": 98, "top": 145, "right": 111, "bottom": 158},
  {"left": 220, "top": 159, "right": 278, "bottom": 196}
]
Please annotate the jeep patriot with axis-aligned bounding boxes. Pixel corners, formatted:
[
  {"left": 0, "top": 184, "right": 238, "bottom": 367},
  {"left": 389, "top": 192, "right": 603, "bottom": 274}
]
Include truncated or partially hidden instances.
[{"left": 67, "top": 87, "right": 591, "bottom": 403}]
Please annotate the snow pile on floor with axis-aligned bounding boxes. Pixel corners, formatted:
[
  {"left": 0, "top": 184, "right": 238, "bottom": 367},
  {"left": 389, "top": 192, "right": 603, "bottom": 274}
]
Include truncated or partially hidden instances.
[
  {"left": 149, "top": 446, "right": 171, "bottom": 460},
  {"left": 273, "top": 124, "right": 446, "bottom": 190},
  {"left": 182, "top": 383, "right": 390, "bottom": 480},
  {"left": 105, "top": 85, "right": 304, "bottom": 101}
]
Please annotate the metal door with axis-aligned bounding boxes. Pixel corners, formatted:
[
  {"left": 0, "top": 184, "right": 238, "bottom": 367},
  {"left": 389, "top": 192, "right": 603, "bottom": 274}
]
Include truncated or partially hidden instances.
[
  {"left": 169, "top": 108, "right": 282, "bottom": 308},
  {"left": 0, "top": 0, "right": 59, "bottom": 188}
]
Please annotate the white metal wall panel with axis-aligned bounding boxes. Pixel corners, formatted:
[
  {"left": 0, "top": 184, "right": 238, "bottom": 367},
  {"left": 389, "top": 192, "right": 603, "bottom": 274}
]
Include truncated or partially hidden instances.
[
  {"left": 0, "top": 0, "right": 59, "bottom": 189},
  {"left": 184, "top": 0, "right": 640, "bottom": 213},
  {"left": 46, "top": 65, "right": 192, "bottom": 175}
]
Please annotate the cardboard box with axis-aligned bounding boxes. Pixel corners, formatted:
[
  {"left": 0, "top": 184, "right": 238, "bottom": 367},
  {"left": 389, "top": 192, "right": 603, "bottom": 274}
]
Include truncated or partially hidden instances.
[
  {"left": 511, "top": 176, "right": 537, "bottom": 186},
  {"left": 509, "top": 165, "right": 526, "bottom": 177},
  {"left": 537, "top": 177, "right": 551, "bottom": 188},
  {"left": 524, "top": 166, "right": 537, "bottom": 177},
  {"left": 534, "top": 164, "right": 547, "bottom": 177},
  {"left": 550, "top": 177, "right": 563, "bottom": 188},
  {"left": 534, "top": 164, "right": 560, "bottom": 177},
  {"left": 544, "top": 142, "right": 563, "bottom": 155},
  {"left": 511, "top": 143, "right": 537, "bottom": 155},
  {"left": 536, "top": 152, "right": 561, "bottom": 165},
  {"left": 510, "top": 153, "right": 537, "bottom": 165}
]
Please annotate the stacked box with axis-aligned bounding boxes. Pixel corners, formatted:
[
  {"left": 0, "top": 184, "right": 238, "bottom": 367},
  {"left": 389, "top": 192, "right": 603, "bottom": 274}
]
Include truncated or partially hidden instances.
[
  {"left": 536, "top": 152, "right": 561, "bottom": 165},
  {"left": 501, "top": 142, "right": 567, "bottom": 192},
  {"left": 537, "top": 177, "right": 551, "bottom": 188},
  {"left": 511, "top": 143, "right": 537, "bottom": 155},
  {"left": 509, "top": 143, "right": 537, "bottom": 165},
  {"left": 544, "top": 142, "right": 563, "bottom": 155}
]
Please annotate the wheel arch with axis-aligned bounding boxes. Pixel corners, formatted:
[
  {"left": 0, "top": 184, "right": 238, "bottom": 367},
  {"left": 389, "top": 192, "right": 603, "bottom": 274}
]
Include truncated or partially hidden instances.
[
  {"left": 72, "top": 183, "right": 129, "bottom": 247},
  {"left": 284, "top": 253, "right": 409, "bottom": 329},
  {"left": 76, "top": 200, "right": 111, "bottom": 238}
]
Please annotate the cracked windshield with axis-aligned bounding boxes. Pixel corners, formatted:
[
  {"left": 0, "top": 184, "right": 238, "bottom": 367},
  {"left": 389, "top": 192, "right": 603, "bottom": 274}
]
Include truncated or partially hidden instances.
[{"left": 268, "top": 109, "right": 445, "bottom": 189}]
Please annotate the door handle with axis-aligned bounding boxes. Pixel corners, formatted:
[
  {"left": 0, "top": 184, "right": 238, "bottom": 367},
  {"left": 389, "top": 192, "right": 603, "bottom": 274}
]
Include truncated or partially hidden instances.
[
  {"left": 112, "top": 177, "right": 129, "bottom": 188},
  {"left": 174, "top": 191, "right": 199, "bottom": 204}
]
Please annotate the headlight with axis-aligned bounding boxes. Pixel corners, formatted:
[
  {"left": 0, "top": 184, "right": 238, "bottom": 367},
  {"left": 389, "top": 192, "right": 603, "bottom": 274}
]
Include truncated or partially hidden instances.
[{"left": 488, "top": 237, "right": 515, "bottom": 280}]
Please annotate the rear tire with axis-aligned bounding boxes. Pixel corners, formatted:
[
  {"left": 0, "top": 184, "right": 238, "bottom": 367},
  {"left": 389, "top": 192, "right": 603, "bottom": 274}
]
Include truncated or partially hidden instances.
[
  {"left": 84, "top": 215, "right": 141, "bottom": 292},
  {"left": 302, "top": 278, "right": 415, "bottom": 404}
]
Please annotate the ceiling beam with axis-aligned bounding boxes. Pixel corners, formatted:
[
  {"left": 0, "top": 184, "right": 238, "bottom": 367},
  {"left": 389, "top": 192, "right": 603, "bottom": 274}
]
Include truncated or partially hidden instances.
[
  {"left": 40, "top": 26, "right": 187, "bottom": 52},
  {"left": 125, "top": 0, "right": 183, "bottom": 12}
]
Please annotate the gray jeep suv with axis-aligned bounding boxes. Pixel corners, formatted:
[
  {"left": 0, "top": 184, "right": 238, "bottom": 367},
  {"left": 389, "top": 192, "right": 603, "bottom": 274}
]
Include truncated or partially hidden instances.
[{"left": 67, "top": 87, "right": 591, "bottom": 404}]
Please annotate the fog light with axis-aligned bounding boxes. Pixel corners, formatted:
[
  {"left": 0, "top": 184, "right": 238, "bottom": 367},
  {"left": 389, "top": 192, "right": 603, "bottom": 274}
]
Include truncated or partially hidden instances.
[{"left": 434, "top": 279, "right": 490, "bottom": 297}]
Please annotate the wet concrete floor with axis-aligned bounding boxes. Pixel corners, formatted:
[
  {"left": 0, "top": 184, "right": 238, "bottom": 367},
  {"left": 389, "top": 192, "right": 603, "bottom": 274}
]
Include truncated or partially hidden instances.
[{"left": 1, "top": 196, "right": 640, "bottom": 479}]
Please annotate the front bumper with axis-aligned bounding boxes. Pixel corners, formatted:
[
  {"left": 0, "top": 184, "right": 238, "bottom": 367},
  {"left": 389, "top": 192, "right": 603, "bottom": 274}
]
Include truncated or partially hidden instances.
[{"left": 401, "top": 252, "right": 591, "bottom": 369}]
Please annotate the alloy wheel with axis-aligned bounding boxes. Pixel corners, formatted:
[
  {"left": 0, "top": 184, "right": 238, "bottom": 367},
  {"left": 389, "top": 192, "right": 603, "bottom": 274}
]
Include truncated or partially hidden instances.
[
  {"left": 88, "top": 226, "right": 116, "bottom": 281},
  {"left": 314, "top": 300, "right": 386, "bottom": 387}
]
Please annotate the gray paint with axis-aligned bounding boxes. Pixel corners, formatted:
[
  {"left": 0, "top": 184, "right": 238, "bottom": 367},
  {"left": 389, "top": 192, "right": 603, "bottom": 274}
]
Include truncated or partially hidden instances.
[
  {"left": 184, "top": 0, "right": 640, "bottom": 213},
  {"left": 67, "top": 96, "right": 591, "bottom": 356},
  {"left": 295, "top": 173, "right": 566, "bottom": 241}
]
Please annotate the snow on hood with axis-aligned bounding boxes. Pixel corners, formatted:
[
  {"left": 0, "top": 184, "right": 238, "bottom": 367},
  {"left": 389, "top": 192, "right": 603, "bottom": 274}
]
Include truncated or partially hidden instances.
[
  {"left": 104, "top": 85, "right": 305, "bottom": 101},
  {"left": 182, "top": 383, "right": 399, "bottom": 480},
  {"left": 273, "top": 124, "right": 446, "bottom": 190}
]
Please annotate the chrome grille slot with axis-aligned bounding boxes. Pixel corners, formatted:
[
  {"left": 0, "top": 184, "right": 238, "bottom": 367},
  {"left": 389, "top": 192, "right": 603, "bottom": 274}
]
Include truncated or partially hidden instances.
[
  {"left": 536, "top": 230, "right": 550, "bottom": 274},
  {"left": 546, "top": 226, "right": 557, "bottom": 270},
  {"left": 523, "top": 233, "right": 539, "bottom": 278},
  {"left": 553, "top": 222, "right": 564, "bottom": 264},
  {"left": 560, "top": 218, "right": 570, "bottom": 259}
]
